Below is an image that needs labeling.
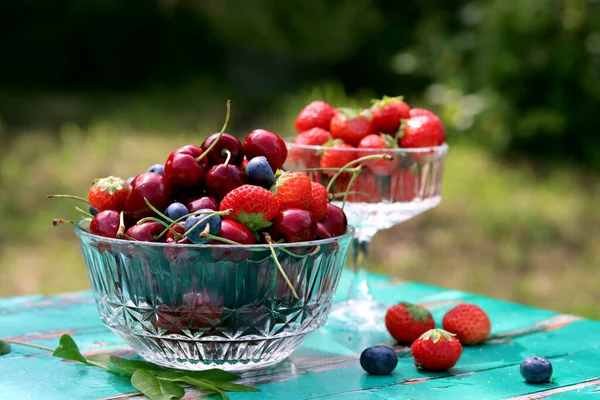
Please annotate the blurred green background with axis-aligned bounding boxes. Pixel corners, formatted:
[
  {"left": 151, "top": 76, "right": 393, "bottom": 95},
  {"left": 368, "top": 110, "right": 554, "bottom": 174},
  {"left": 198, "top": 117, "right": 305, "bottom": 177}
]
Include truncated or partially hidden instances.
[{"left": 1, "top": 0, "right": 600, "bottom": 318}]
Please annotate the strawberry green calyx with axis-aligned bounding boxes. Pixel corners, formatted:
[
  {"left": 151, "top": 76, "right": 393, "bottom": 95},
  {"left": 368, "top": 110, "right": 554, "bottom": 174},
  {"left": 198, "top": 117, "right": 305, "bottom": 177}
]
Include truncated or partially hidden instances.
[
  {"left": 338, "top": 107, "right": 372, "bottom": 121},
  {"left": 381, "top": 133, "right": 399, "bottom": 148},
  {"left": 401, "top": 302, "right": 432, "bottom": 323},
  {"left": 371, "top": 95, "right": 405, "bottom": 110},
  {"left": 235, "top": 211, "right": 272, "bottom": 231},
  {"left": 270, "top": 171, "right": 288, "bottom": 195},
  {"left": 419, "top": 328, "right": 456, "bottom": 343},
  {"left": 93, "top": 176, "right": 130, "bottom": 195}
]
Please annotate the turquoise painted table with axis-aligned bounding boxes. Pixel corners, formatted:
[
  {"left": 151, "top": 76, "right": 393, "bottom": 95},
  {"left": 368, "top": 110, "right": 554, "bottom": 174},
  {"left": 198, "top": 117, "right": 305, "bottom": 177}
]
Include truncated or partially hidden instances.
[{"left": 1, "top": 271, "right": 599, "bottom": 400}]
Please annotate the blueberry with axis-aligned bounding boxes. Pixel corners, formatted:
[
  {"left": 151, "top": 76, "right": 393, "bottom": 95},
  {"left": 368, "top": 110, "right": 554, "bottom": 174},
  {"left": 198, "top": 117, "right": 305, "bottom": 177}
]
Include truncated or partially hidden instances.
[
  {"left": 520, "top": 356, "right": 553, "bottom": 384},
  {"left": 126, "top": 176, "right": 135, "bottom": 185},
  {"left": 147, "top": 164, "right": 165, "bottom": 175},
  {"left": 164, "top": 202, "right": 188, "bottom": 221},
  {"left": 360, "top": 345, "right": 398, "bottom": 375},
  {"left": 184, "top": 210, "right": 222, "bottom": 244},
  {"left": 88, "top": 205, "right": 99, "bottom": 216},
  {"left": 246, "top": 156, "right": 275, "bottom": 189}
]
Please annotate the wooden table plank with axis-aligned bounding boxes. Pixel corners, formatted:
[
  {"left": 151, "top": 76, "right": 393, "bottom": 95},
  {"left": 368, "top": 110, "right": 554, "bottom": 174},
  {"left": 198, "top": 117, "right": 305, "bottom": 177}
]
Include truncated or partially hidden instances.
[{"left": 1, "top": 272, "right": 598, "bottom": 400}]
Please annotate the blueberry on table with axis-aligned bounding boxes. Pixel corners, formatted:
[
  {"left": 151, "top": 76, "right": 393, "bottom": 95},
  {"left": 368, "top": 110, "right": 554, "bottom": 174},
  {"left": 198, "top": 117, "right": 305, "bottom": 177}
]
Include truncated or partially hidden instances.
[
  {"left": 520, "top": 356, "right": 553, "bottom": 384},
  {"left": 360, "top": 345, "right": 398, "bottom": 375},
  {"left": 164, "top": 202, "right": 188, "bottom": 221},
  {"left": 245, "top": 156, "right": 276, "bottom": 189},
  {"left": 147, "top": 164, "right": 165, "bottom": 175}
]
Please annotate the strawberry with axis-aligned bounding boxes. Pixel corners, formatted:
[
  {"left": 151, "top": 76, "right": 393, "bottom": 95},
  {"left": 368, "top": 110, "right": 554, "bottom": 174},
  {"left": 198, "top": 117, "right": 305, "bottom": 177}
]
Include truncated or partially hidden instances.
[
  {"left": 442, "top": 304, "right": 491, "bottom": 345},
  {"left": 220, "top": 184, "right": 280, "bottom": 231},
  {"left": 411, "top": 329, "right": 463, "bottom": 372},
  {"left": 271, "top": 172, "right": 312, "bottom": 211},
  {"left": 309, "top": 182, "right": 329, "bottom": 221},
  {"left": 391, "top": 168, "right": 417, "bottom": 202},
  {"left": 409, "top": 108, "right": 438, "bottom": 118},
  {"left": 330, "top": 108, "right": 376, "bottom": 146},
  {"left": 87, "top": 176, "right": 131, "bottom": 212},
  {"left": 385, "top": 302, "right": 435, "bottom": 343},
  {"left": 371, "top": 96, "right": 410, "bottom": 135},
  {"left": 288, "top": 128, "right": 332, "bottom": 169},
  {"left": 400, "top": 115, "right": 445, "bottom": 148},
  {"left": 295, "top": 100, "right": 336, "bottom": 133},
  {"left": 319, "top": 143, "right": 356, "bottom": 172},
  {"left": 294, "top": 127, "right": 332, "bottom": 146},
  {"left": 357, "top": 134, "right": 400, "bottom": 176}
]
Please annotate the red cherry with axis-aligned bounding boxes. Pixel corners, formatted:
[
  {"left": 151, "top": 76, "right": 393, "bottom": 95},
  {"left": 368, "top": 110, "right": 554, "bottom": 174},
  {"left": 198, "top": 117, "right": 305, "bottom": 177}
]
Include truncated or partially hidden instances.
[
  {"left": 201, "top": 133, "right": 245, "bottom": 166},
  {"left": 269, "top": 208, "right": 317, "bottom": 243},
  {"left": 205, "top": 164, "right": 248, "bottom": 200},
  {"left": 165, "top": 223, "right": 191, "bottom": 243},
  {"left": 243, "top": 129, "right": 288, "bottom": 171},
  {"left": 187, "top": 196, "right": 219, "bottom": 213},
  {"left": 210, "top": 220, "right": 255, "bottom": 262},
  {"left": 320, "top": 203, "right": 347, "bottom": 237},
  {"left": 125, "top": 221, "right": 164, "bottom": 242},
  {"left": 90, "top": 210, "right": 120, "bottom": 238},
  {"left": 316, "top": 222, "right": 334, "bottom": 239},
  {"left": 163, "top": 145, "right": 210, "bottom": 191},
  {"left": 125, "top": 172, "right": 172, "bottom": 223}
]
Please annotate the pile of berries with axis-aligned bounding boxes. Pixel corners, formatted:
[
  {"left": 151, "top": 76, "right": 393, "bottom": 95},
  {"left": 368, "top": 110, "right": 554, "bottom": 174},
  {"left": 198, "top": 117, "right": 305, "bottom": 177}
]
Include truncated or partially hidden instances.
[{"left": 51, "top": 103, "right": 349, "bottom": 249}]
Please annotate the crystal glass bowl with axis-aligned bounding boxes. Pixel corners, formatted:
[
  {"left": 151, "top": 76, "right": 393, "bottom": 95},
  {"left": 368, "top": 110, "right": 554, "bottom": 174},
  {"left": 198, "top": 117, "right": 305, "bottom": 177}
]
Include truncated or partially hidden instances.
[{"left": 75, "top": 226, "right": 354, "bottom": 371}]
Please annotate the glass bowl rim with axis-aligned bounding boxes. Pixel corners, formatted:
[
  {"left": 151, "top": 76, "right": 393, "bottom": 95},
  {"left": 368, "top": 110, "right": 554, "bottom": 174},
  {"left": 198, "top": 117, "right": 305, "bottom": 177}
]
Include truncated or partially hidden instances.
[
  {"left": 284, "top": 138, "right": 449, "bottom": 154},
  {"left": 74, "top": 225, "right": 355, "bottom": 250}
]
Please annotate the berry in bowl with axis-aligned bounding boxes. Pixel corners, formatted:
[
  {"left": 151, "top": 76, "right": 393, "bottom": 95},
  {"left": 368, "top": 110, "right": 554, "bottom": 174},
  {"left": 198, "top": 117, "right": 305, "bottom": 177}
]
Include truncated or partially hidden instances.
[{"left": 50, "top": 102, "right": 354, "bottom": 371}]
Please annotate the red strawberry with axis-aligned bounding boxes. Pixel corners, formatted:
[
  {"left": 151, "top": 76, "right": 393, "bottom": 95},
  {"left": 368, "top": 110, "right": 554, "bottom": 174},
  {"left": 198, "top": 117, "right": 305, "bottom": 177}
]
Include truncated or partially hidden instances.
[
  {"left": 87, "top": 176, "right": 131, "bottom": 212},
  {"left": 391, "top": 168, "right": 418, "bottom": 202},
  {"left": 371, "top": 96, "right": 410, "bottom": 134},
  {"left": 409, "top": 108, "right": 438, "bottom": 118},
  {"left": 330, "top": 108, "right": 376, "bottom": 146},
  {"left": 411, "top": 329, "right": 463, "bottom": 372},
  {"left": 272, "top": 172, "right": 312, "bottom": 211},
  {"left": 288, "top": 128, "right": 332, "bottom": 169},
  {"left": 309, "top": 182, "right": 329, "bottom": 221},
  {"left": 319, "top": 143, "right": 356, "bottom": 172},
  {"left": 400, "top": 115, "right": 445, "bottom": 148},
  {"left": 357, "top": 134, "right": 400, "bottom": 176},
  {"left": 294, "top": 127, "right": 332, "bottom": 146},
  {"left": 442, "top": 304, "right": 491, "bottom": 345},
  {"left": 220, "top": 184, "right": 280, "bottom": 231},
  {"left": 385, "top": 302, "right": 435, "bottom": 343},
  {"left": 295, "top": 100, "right": 336, "bottom": 132}
]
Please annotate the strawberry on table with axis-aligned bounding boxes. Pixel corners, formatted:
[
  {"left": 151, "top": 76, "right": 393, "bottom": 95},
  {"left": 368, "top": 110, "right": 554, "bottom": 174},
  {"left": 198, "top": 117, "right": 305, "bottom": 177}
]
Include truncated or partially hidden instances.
[
  {"left": 330, "top": 108, "right": 376, "bottom": 146},
  {"left": 371, "top": 96, "right": 411, "bottom": 135},
  {"left": 400, "top": 114, "right": 445, "bottom": 148},
  {"left": 87, "top": 176, "right": 131, "bottom": 212},
  {"left": 309, "top": 182, "right": 329, "bottom": 221},
  {"left": 357, "top": 134, "right": 401, "bottom": 176},
  {"left": 220, "top": 184, "right": 280, "bottom": 231},
  {"left": 294, "top": 100, "right": 336, "bottom": 132},
  {"left": 442, "top": 304, "right": 491, "bottom": 345},
  {"left": 271, "top": 172, "right": 312, "bottom": 211},
  {"left": 411, "top": 328, "right": 463, "bottom": 372},
  {"left": 385, "top": 302, "right": 435, "bottom": 343}
]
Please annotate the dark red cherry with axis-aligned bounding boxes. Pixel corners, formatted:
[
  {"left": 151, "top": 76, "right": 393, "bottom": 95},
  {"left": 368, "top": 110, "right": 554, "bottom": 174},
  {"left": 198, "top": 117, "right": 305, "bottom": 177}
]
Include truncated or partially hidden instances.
[
  {"left": 125, "top": 221, "right": 164, "bottom": 242},
  {"left": 316, "top": 222, "right": 334, "bottom": 240},
  {"left": 90, "top": 210, "right": 120, "bottom": 238},
  {"left": 187, "top": 196, "right": 219, "bottom": 213},
  {"left": 243, "top": 129, "right": 288, "bottom": 171},
  {"left": 205, "top": 164, "right": 248, "bottom": 200},
  {"left": 269, "top": 208, "right": 317, "bottom": 243},
  {"left": 163, "top": 145, "right": 210, "bottom": 191},
  {"left": 165, "top": 223, "right": 192, "bottom": 244},
  {"left": 125, "top": 173, "right": 172, "bottom": 223},
  {"left": 210, "top": 220, "right": 255, "bottom": 262},
  {"left": 201, "top": 133, "right": 245, "bottom": 166},
  {"left": 174, "top": 186, "right": 206, "bottom": 205},
  {"left": 320, "top": 203, "right": 347, "bottom": 237}
]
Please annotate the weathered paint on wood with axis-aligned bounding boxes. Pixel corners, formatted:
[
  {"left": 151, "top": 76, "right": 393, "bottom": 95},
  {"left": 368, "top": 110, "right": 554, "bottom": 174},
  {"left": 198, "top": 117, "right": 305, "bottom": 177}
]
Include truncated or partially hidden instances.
[{"left": 1, "top": 271, "right": 598, "bottom": 400}]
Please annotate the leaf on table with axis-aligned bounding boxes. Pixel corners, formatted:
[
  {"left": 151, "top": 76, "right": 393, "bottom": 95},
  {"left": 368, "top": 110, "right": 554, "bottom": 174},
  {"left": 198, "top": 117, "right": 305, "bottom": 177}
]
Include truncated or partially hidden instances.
[
  {"left": 0, "top": 340, "right": 10, "bottom": 356},
  {"left": 179, "top": 377, "right": 228, "bottom": 400},
  {"left": 52, "top": 334, "right": 87, "bottom": 364},
  {"left": 131, "top": 369, "right": 185, "bottom": 400},
  {"left": 87, "top": 354, "right": 168, "bottom": 373},
  {"left": 211, "top": 381, "right": 260, "bottom": 393},
  {"left": 107, "top": 362, "right": 135, "bottom": 376},
  {"left": 155, "top": 369, "right": 240, "bottom": 383}
]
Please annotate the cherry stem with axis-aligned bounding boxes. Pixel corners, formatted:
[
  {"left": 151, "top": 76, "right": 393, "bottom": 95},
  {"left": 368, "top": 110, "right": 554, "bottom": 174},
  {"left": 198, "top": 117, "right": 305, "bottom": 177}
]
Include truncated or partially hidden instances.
[
  {"left": 325, "top": 154, "right": 393, "bottom": 194},
  {"left": 138, "top": 217, "right": 182, "bottom": 241},
  {"left": 196, "top": 99, "right": 231, "bottom": 163},
  {"left": 279, "top": 245, "right": 321, "bottom": 259},
  {"left": 329, "top": 191, "right": 373, "bottom": 200},
  {"left": 182, "top": 209, "right": 233, "bottom": 238},
  {"left": 75, "top": 206, "right": 93, "bottom": 218},
  {"left": 341, "top": 167, "right": 364, "bottom": 210},
  {"left": 143, "top": 198, "right": 176, "bottom": 225},
  {"left": 53, "top": 218, "right": 75, "bottom": 226},
  {"left": 304, "top": 167, "right": 362, "bottom": 173},
  {"left": 222, "top": 149, "right": 232, "bottom": 167},
  {"left": 263, "top": 232, "right": 299, "bottom": 300},
  {"left": 46, "top": 194, "right": 90, "bottom": 204},
  {"left": 6, "top": 340, "right": 54, "bottom": 352},
  {"left": 200, "top": 234, "right": 243, "bottom": 246},
  {"left": 116, "top": 211, "right": 126, "bottom": 239}
]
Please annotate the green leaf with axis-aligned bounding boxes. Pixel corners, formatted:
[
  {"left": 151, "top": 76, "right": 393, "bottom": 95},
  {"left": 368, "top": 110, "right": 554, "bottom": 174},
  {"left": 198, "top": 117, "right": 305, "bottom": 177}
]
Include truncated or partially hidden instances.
[
  {"left": 52, "top": 334, "right": 88, "bottom": 364},
  {"left": 87, "top": 354, "right": 169, "bottom": 373},
  {"left": 155, "top": 369, "right": 241, "bottom": 383},
  {"left": 131, "top": 369, "right": 185, "bottom": 400},
  {"left": 0, "top": 340, "right": 10, "bottom": 356},
  {"left": 179, "top": 377, "right": 228, "bottom": 400},
  {"left": 211, "top": 381, "right": 260, "bottom": 393}
]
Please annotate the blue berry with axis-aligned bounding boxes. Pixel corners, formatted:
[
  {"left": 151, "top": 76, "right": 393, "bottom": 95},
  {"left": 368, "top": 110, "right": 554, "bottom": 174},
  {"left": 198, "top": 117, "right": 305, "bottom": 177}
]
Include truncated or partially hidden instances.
[
  {"left": 520, "top": 356, "right": 553, "bottom": 384},
  {"left": 147, "top": 164, "right": 165, "bottom": 175},
  {"left": 89, "top": 205, "right": 99, "bottom": 216},
  {"left": 164, "top": 202, "right": 188, "bottom": 221},
  {"left": 245, "top": 156, "right": 275, "bottom": 189},
  {"left": 126, "top": 176, "right": 135, "bottom": 185},
  {"left": 360, "top": 345, "right": 398, "bottom": 375},
  {"left": 184, "top": 210, "right": 222, "bottom": 244}
]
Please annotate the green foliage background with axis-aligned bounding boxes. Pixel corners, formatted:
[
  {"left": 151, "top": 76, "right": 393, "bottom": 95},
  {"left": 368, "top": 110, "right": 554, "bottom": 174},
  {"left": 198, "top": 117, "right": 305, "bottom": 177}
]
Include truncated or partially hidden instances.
[{"left": 1, "top": 0, "right": 600, "bottom": 317}]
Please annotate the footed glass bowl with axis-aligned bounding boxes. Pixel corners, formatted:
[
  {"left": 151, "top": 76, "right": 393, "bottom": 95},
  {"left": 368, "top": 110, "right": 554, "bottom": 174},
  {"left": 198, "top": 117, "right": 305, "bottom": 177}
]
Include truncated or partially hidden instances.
[{"left": 75, "top": 226, "right": 354, "bottom": 371}]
